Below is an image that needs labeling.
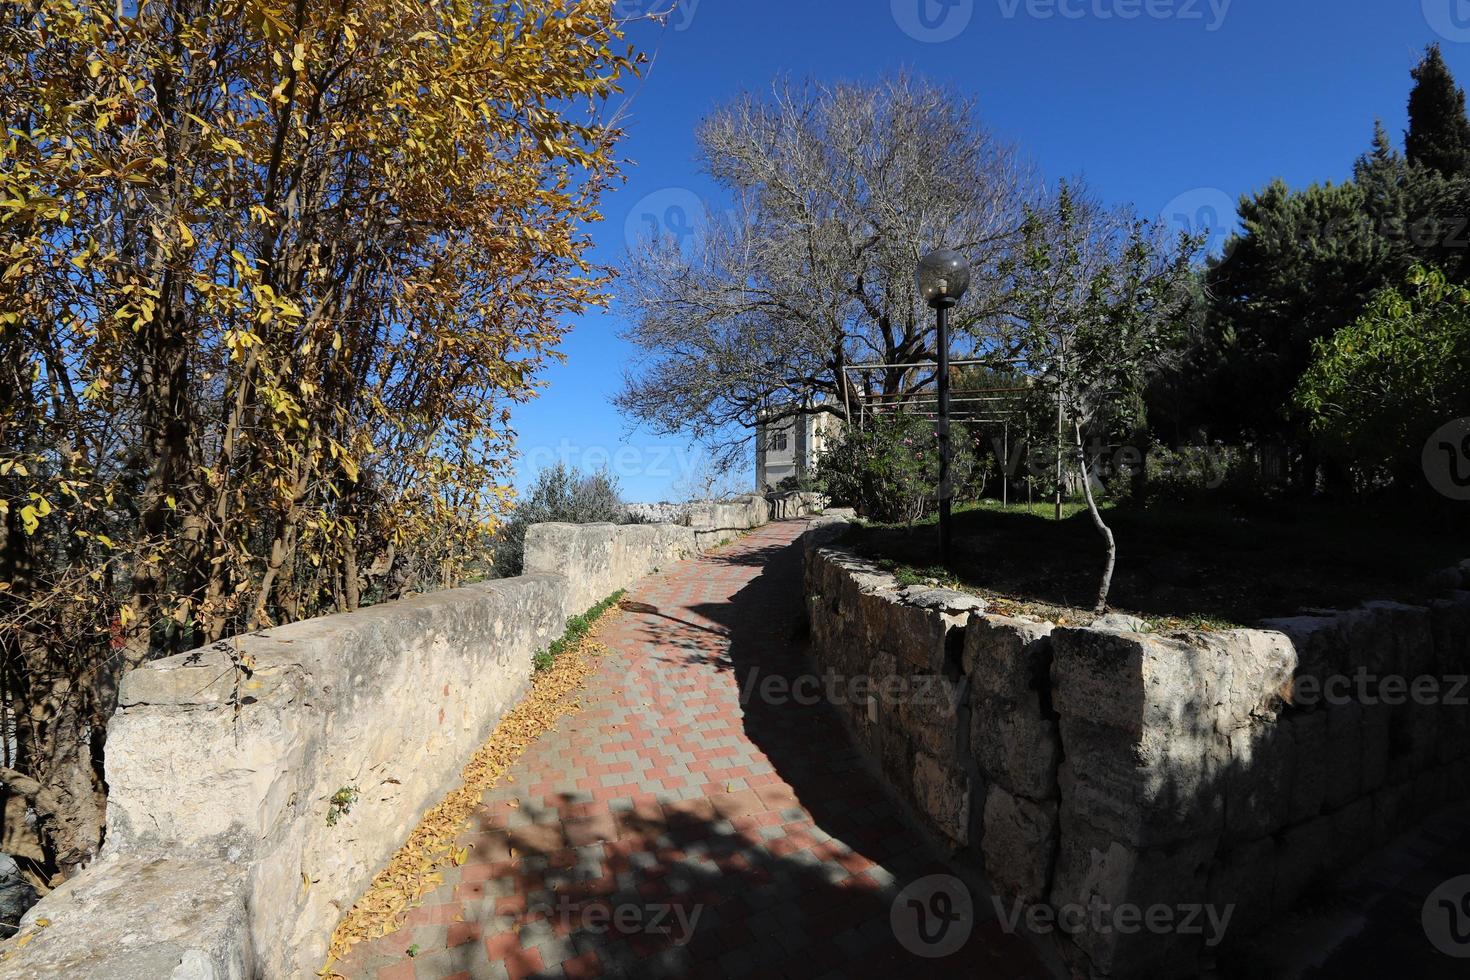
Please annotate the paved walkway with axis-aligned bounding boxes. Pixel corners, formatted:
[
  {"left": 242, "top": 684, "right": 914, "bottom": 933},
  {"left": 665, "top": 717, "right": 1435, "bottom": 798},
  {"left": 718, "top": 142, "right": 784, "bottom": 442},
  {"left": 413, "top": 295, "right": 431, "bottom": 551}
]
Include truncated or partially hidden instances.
[{"left": 338, "top": 519, "right": 1047, "bottom": 979}]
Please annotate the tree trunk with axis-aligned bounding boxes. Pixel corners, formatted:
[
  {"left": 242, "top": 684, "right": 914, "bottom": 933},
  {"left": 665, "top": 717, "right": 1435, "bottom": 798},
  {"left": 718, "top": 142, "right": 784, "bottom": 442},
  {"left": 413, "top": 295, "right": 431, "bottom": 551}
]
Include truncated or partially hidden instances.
[{"left": 1075, "top": 421, "right": 1117, "bottom": 614}]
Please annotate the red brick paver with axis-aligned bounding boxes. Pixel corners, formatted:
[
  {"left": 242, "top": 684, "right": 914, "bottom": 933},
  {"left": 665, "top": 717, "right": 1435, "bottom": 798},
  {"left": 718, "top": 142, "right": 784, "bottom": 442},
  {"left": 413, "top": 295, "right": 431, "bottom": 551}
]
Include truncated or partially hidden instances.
[{"left": 336, "top": 520, "right": 1049, "bottom": 979}]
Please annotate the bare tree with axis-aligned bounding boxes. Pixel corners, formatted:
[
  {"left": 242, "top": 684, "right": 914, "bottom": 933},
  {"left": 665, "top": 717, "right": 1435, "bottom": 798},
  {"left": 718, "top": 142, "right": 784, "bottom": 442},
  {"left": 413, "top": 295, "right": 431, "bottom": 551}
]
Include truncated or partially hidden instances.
[{"left": 614, "top": 73, "right": 1038, "bottom": 463}]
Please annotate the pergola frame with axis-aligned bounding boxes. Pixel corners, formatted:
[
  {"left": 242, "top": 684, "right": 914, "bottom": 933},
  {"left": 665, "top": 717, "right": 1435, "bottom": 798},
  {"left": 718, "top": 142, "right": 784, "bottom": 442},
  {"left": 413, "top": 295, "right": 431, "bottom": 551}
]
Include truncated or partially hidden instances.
[{"left": 840, "top": 357, "right": 1043, "bottom": 510}]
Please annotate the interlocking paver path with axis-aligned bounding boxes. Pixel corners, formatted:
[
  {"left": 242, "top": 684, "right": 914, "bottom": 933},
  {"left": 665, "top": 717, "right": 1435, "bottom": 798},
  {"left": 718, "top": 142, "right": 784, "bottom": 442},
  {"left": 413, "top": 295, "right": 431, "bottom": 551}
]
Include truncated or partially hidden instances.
[{"left": 338, "top": 519, "right": 1048, "bottom": 979}]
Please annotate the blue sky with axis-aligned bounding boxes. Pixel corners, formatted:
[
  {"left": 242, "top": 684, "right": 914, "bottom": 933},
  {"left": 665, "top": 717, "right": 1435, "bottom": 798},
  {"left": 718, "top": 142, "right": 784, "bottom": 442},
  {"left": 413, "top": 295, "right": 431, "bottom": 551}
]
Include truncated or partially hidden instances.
[{"left": 510, "top": 0, "right": 1470, "bottom": 503}]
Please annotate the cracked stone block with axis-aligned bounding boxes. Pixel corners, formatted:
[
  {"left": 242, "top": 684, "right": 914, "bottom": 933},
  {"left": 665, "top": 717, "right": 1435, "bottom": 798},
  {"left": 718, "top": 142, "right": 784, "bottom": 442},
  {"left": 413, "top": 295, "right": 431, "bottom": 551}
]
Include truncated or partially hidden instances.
[
  {"left": 913, "top": 751, "right": 969, "bottom": 846},
  {"left": 1048, "top": 816, "right": 1215, "bottom": 979},
  {"left": 968, "top": 615, "right": 1061, "bottom": 801},
  {"left": 982, "top": 786, "right": 1058, "bottom": 904}
]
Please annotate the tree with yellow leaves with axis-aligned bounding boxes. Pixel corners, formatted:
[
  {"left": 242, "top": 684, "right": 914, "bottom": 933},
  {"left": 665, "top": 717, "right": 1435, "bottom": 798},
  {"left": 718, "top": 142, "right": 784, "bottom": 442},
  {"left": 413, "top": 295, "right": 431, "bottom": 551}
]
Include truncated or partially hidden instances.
[{"left": 0, "top": 0, "right": 635, "bottom": 884}]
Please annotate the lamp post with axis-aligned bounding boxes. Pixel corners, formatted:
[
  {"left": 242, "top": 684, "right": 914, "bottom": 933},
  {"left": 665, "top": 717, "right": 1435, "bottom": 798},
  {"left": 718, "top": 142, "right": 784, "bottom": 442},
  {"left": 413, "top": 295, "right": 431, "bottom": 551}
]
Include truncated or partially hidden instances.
[{"left": 916, "top": 248, "right": 971, "bottom": 566}]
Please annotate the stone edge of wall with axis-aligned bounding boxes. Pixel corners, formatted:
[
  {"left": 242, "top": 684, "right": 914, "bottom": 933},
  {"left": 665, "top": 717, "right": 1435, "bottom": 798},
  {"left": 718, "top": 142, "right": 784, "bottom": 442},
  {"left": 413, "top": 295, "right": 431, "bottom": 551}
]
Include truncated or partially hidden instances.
[
  {"left": 802, "top": 519, "right": 1470, "bottom": 979},
  {"left": 0, "top": 494, "right": 822, "bottom": 979}
]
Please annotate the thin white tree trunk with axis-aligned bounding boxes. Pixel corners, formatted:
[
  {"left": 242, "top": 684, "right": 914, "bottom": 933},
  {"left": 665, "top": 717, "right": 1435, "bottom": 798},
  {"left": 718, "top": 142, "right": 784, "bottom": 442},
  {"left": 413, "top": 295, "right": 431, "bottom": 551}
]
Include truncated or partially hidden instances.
[{"left": 1074, "top": 421, "right": 1116, "bottom": 613}]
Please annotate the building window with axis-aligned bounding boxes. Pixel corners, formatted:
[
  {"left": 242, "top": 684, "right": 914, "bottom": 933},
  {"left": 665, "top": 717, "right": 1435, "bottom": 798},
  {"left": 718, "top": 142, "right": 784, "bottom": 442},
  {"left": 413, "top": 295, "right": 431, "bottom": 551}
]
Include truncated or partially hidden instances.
[{"left": 768, "top": 429, "right": 789, "bottom": 452}]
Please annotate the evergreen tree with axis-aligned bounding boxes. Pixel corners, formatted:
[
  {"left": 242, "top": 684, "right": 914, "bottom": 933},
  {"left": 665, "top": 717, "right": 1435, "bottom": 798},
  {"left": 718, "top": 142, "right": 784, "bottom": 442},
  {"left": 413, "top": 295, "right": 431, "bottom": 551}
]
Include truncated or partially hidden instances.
[
  {"left": 1406, "top": 44, "right": 1470, "bottom": 178},
  {"left": 1198, "top": 180, "right": 1379, "bottom": 441}
]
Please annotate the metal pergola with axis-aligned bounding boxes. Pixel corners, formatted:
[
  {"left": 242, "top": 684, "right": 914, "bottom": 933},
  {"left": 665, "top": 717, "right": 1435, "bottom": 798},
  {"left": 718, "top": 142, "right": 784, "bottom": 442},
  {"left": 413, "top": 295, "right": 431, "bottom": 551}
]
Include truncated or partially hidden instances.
[{"left": 839, "top": 357, "right": 1043, "bottom": 511}]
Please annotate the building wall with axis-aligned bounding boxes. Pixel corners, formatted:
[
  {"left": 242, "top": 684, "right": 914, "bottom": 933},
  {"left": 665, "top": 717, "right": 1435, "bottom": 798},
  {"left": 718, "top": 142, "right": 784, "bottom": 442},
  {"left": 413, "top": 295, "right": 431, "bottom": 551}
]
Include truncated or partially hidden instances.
[{"left": 756, "top": 406, "right": 842, "bottom": 489}]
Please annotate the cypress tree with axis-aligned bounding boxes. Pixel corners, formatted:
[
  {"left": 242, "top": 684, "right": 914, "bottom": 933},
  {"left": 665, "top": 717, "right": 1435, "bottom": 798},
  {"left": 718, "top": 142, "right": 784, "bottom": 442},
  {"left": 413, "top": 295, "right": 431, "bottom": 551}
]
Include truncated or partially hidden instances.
[{"left": 1406, "top": 44, "right": 1470, "bottom": 178}]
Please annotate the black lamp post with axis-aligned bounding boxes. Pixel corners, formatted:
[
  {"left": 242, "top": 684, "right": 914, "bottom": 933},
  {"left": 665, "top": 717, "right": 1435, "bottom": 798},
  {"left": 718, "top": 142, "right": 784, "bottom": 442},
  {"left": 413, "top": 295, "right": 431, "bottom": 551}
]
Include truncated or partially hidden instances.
[{"left": 916, "top": 248, "right": 971, "bottom": 565}]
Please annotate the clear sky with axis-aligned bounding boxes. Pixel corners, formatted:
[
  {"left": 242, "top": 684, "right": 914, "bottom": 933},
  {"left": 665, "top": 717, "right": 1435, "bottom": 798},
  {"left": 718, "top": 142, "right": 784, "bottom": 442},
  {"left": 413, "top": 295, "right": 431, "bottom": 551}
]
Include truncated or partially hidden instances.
[{"left": 509, "top": 0, "right": 1470, "bottom": 504}]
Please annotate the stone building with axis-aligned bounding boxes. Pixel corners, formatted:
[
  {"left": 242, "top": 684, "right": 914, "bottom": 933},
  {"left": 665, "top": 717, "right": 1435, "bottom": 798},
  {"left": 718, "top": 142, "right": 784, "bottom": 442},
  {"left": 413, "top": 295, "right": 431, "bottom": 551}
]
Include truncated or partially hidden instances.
[{"left": 754, "top": 403, "right": 841, "bottom": 490}]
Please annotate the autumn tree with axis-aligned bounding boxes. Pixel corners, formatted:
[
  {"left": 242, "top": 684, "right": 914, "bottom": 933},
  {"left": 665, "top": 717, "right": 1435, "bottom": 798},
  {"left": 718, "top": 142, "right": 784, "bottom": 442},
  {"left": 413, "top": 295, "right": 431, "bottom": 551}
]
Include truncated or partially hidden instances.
[
  {"left": 614, "top": 73, "right": 1036, "bottom": 464},
  {"left": 0, "top": 0, "right": 634, "bottom": 885}
]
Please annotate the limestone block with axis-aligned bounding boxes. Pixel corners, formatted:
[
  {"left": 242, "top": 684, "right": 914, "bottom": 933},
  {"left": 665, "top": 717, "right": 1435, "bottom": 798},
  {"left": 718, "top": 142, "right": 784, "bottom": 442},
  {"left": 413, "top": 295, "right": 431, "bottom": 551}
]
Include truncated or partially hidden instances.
[
  {"left": 973, "top": 708, "right": 1063, "bottom": 805},
  {"left": 1326, "top": 797, "right": 1373, "bottom": 872},
  {"left": 1052, "top": 627, "right": 1292, "bottom": 737},
  {"left": 1260, "top": 614, "right": 1342, "bottom": 700},
  {"left": 884, "top": 596, "right": 954, "bottom": 673},
  {"left": 1324, "top": 702, "right": 1363, "bottom": 811},
  {"left": 1056, "top": 716, "right": 1223, "bottom": 848},
  {"left": 967, "top": 615, "right": 1062, "bottom": 802},
  {"left": 524, "top": 522, "right": 619, "bottom": 612},
  {"left": 896, "top": 671, "right": 964, "bottom": 767},
  {"left": 1371, "top": 781, "right": 1413, "bottom": 845},
  {"left": 1207, "top": 836, "right": 1275, "bottom": 937},
  {"left": 1404, "top": 696, "right": 1441, "bottom": 775},
  {"left": 1224, "top": 721, "right": 1294, "bottom": 843},
  {"left": 1216, "top": 630, "right": 1298, "bottom": 731},
  {"left": 1360, "top": 702, "right": 1391, "bottom": 794},
  {"left": 853, "top": 651, "right": 897, "bottom": 757},
  {"left": 1414, "top": 767, "right": 1448, "bottom": 813},
  {"left": 1048, "top": 816, "right": 1215, "bottom": 979},
  {"left": 1286, "top": 711, "right": 1327, "bottom": 824},
  {"left": 900, "top": 585, "right": 987, "bottom": 619},
  {"left": 965, "top": 614, "right": 1056, "bottom": 700},
  {"left": 881, "top": 727, "right": 913, "bottom": 806},
  {"left": 1051, "top": 627, "right": 1221, "bottom": 733},
  {"left": 3, "top": 856, "right": 252, "bottom": 979},
  {"left": 982, "top": 786, "right": 1058, "bottom": 904},
  {"left": 525, "top": 522, "right": 698, "bottom": 613},
  {"left": 1090, "top": 612, "right": 1152, "bottom": 634},
  {"left": 1429, "top": 592, "right": 1470, "bottom": 678},
  {"left": 802, "top": 520, "right": 853, "bottom": 559},
  {"left": 1355, "top": 602, "right": 1434, "bottom": 681},
  {"left": 1273, "top": 816, "right": 1331, "bottom": 911},
  {"left": 913, "top": 751, "right": 969, "bottom": 846}
]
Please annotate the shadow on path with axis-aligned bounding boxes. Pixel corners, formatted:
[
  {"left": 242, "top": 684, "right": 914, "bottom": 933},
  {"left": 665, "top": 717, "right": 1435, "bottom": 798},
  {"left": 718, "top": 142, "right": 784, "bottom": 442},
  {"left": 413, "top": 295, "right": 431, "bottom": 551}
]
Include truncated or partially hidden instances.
[{"left": 337, "top": 521, "right": 1049, "bottom": 980}]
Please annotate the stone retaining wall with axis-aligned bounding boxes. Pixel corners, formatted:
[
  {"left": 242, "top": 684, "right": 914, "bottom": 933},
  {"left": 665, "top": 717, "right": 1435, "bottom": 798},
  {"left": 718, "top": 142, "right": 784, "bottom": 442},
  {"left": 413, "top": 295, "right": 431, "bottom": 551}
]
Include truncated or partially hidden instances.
[
  {"left": 803, "top": 518, "right": 1470, "bottom": 978},
  {"left": 1, "top": 495, "right": 821, "bottom": 979}
]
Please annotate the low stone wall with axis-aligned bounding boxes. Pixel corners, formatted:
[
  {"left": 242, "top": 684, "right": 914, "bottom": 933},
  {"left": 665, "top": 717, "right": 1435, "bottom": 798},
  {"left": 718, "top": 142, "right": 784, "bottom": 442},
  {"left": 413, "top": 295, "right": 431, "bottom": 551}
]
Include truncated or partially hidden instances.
[
  {"left": 525, "top": 522, "right": 700, "bottom": 616},
  {"left": 3, "top": 496, "right": 822, "bottom": 978},
  {"left": 766, "top": 489, "right": 824, "bottom": 521},
  {"left": 803, "top": 519, "right": 1470, "bottom": 978}
]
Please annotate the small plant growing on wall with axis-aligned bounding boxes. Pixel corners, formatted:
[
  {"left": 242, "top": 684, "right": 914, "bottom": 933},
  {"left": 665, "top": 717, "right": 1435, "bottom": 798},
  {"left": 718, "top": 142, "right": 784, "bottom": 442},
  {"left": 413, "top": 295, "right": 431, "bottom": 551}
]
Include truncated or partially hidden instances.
[
  {"left": 532, "top": 591, "right": 625, "bottom": 673},
  {"left": 326, "top": 786, "right": 360, "bottom": 827}
]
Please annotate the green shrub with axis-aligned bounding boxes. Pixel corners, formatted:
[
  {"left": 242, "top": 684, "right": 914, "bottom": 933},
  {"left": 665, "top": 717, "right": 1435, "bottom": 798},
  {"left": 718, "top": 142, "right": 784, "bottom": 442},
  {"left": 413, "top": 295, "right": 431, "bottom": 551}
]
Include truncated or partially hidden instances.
[
  {"left": 1295, "top": 266, "right": 1470, "bottom": 482},
  {"left": 1141, "top": 444, "right": 1273, "bottom": 505},
  {"left": 815, "top": 413, "right": 988, "bottom": 523},
  {"left": 492, "top": 463, "right": 626, "bottom": 576}
]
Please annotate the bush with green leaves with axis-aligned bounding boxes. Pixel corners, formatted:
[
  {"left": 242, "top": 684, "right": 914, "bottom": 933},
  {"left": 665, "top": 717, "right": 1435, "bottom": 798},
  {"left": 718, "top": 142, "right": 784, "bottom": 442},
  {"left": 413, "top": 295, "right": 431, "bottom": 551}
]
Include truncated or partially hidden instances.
[
  {"left": 815, "top": 413, "right": 986, "bottom": 524},
  {"left": 492, "top": 463, "right": 626, "bottom": 576},
  {"left": 1139, "top": 444, "right": 1269, "bottom": 505},
  {"left": 1295, "top": 265, "right": 1470, "bottom": 483}
]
